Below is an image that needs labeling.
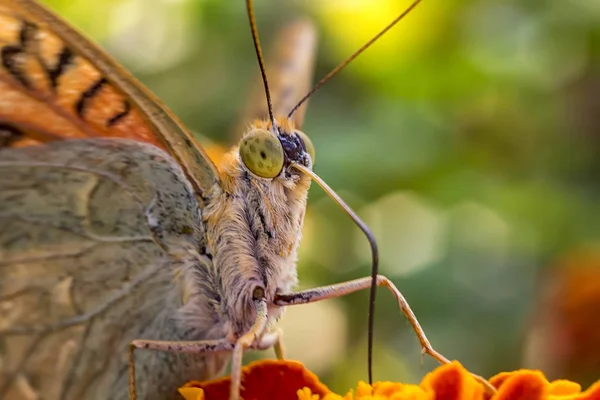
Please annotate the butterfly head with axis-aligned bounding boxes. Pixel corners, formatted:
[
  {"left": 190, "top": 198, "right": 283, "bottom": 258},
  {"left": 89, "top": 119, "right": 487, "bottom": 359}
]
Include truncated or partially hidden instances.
[{"left": 238, "top": 117, "right": 315, "bottom": 180}]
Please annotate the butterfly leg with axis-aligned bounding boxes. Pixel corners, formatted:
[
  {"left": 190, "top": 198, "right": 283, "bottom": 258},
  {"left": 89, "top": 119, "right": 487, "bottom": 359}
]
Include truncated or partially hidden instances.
[
  {"left": 273, "top": 275, "right": 496, "bottom": 395},
  {"left": 128, "top": 298, "right": 269, "bottom": 400},
  {"left": 229, "top": 298, "right": 269, "bottom": 400},
  {"left": 273, "top": 329, "right": 285, "bottom": 360},
  {"left": 128, "top": 338, "right": 235, "bottom": 400}
]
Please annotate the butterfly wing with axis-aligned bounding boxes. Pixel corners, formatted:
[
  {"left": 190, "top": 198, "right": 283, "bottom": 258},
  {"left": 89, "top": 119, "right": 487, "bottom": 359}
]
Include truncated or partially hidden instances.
[
  {"left": 0, "top": 1, "right": 227, "bottom": 397},
  {"left": 0, "top": 0, "right": 219, "bottom": 196},
  {"left": 0, "top": 138, "right": 227, "bottom": 400},
  {"left": 0, "top": 2, "right": 317, "bottom": 399}
]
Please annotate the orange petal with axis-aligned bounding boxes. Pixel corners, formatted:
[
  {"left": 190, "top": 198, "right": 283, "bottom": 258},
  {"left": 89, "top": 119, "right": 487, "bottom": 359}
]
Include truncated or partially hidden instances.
[
  {"left": 420, "top": 361, "right": 483, "bottom": 400},
  {"left": 296, "top": 387, "right": 320, "bottom": 400},
  {"left": 181, "top": 359, "right": 331, "bottom": 400},
  {"left": 572, "top": 381, "right": 600, "bottom": 400},
  {"left": 491, "top": 371, "right": 547, "bottom": 400},
  {"left": 372, "top": 381, "right": 406, "bottom": 396},
  {"left": 548, "top": 380, "right": 582, "bottom": 396},
  {"left": 489, "top": 372, "right": 515, "bottom": 390},
  {"left": 355, "top": 381, "right": 373, "bottom": 397},
  {"left": 179, "top": 387, "right": 205, "bottom": 400},
  {"left": 180, "top": 359, "right": 600, "bottom": 400}
]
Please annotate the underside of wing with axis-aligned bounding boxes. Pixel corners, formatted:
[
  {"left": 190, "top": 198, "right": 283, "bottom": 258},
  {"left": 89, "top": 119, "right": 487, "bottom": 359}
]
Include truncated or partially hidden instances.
[
  {"left": 0, "top": 0, "right": 219, "bottom": 196},
  {"left": 0, "top": 139, "right": 220, "bottom": 400}
]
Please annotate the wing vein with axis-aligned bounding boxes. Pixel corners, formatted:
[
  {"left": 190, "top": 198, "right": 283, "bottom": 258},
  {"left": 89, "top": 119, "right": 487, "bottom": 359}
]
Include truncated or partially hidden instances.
[{"left": 0, "top": 256, "right": 168, "bottom": 335}]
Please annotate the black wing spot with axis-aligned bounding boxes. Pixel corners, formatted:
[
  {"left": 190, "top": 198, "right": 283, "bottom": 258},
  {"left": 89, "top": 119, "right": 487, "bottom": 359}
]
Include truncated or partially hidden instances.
[
  {"left": 107, "top": 100, "right": 131, "bottom": 127},
  {"left": 75, "top": 77, "right": 108, "bottom": 118},
  {"left": 1, "top": 46, "right": 30, "bottom": 88},
  {"left": 0, "top": 21, "right": 39, "bottom": 89},
  {"left": 0, "top": 123, "right": 24, "bottom": 147},
  {"left": 19, "top": 21, "right": 37, "bottom": 46},
  {"left": 45, "top": 46, "right": 74, "bottom": 89}
]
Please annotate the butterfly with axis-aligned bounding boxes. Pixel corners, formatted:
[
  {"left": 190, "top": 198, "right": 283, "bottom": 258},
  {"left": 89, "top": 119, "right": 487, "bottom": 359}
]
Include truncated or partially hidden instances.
[{"left": 0, "top": 0, "right": 493, "bottom": 399}]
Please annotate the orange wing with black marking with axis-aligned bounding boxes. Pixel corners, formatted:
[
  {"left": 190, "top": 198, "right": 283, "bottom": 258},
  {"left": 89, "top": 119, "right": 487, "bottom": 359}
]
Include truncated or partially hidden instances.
[{"left": 0, "top": 0, "right": 219, "bottom": 195}]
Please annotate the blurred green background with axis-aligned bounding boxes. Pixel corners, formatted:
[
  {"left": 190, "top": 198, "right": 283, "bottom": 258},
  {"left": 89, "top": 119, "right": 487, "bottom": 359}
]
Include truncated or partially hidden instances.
[{"left": 41, "top": 0, "right": 600, "bottom": 393}]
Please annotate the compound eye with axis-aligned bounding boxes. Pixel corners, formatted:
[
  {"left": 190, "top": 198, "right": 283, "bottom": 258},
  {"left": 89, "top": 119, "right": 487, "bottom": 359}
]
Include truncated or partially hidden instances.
[
  {"left": 296, "top": 130, "right": 315, "bottom": 165},
  {"left": 239, "top": 129, "right": 284, "bottom": 178},
  {"left": 252, "top": 286, "right": 265, "bottom": 300}
]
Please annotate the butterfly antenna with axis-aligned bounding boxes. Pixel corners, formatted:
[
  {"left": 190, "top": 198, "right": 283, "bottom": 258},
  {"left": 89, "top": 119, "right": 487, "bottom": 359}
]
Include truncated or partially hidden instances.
[
  {"left": 291, "top": 165, "right": 379, "bottom": 375},
  {"left": 246, "top": 0, "right": 277, "bottom": 130},
  {"left": 288, "top": 0, "right": 423, "bottom": 120},
  {"left": 288, "top": 0, "right": 424, "bottom": 385}
]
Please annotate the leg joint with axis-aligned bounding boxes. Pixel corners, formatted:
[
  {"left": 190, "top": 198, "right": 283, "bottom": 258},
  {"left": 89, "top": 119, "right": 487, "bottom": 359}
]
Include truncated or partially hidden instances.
[{"left": 375, "top": 274, "right": 391, "bottom": 286}]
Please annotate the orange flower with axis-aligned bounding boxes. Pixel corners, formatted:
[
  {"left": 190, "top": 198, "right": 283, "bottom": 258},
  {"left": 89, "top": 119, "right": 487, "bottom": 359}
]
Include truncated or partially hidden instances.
[
  {"left": 179, "top": 359, "right": 330, "bottom": 400},
  {"left": 178, "top": 359, "right": 600, "bottom": 400}
]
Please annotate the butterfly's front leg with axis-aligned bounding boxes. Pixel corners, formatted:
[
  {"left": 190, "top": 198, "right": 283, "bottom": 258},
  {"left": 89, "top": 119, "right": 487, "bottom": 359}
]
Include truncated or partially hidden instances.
[
  {"left": 228, "top": 297, "right": 269, "bottom": 400},
  {"left": 128, "top": 337, "right": 236, "bottom": 400},
  {"left": 127, "top": 297, "right": 270, "bottom": 400},
  {"left": 273, "top": 275, "right": 497, "bottom": 395}
]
